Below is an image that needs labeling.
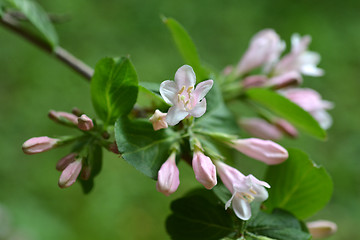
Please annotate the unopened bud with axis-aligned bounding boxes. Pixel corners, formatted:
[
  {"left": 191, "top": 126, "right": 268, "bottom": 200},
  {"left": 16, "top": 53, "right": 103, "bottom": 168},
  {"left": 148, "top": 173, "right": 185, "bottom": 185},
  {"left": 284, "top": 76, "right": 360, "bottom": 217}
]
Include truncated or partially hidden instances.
[
  {"left": 266, "top": 71, "right": 303, "bottom": 89},
  {"left": 242, "top": 75, "right": 267, "bottom": 89},
  {"left": 192, "top": 151, "right": 217, "bottom": 190},
  {"left": 48, "top": 110, "right": 78, "bottom": 125},
  {"left": 58, "top": 159, "right": 82, "bottom": 188},
  {"left": 149, "top": 109, "right": 168, "bottom": 131},
  {"left": 274, "top": 118, "right": 298, "bottom": 138},
  {"left": 306, "top": 220, "right": 337, "bottom": 239},
  {"left": 78, "top": 114, "right": 94, "bottom": 131},
  {"left": 240, "top": 118, "right": 283, "bottom": 140},
  {"left": 156, "top": 153, "right": 180, "bottom": 196},
  {"left": 22, "top": 136, "right": 59, "bottom": 155},
  {"left": 80, "top": 165, "right": 91, "bottom": 180},
  {"left": 108, "top": 142, "right": 120, "bottom": 154},
  {"left": 231, "top": 138, "right": 288, "bottom": 165},
  {"left": 71, "top": 107, "right": 83, "bottom": 117},
  {"left": 56, "top": 153, "right": 77, "bottom": 171}
]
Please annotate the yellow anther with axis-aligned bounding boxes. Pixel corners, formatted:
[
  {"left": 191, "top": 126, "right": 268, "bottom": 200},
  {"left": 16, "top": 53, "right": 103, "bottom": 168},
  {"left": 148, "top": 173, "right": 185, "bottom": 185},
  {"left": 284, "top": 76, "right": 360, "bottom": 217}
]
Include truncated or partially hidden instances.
[
  {"left": 187, "top": 86, "right": 193, "bottom": 93},
  {"left": 250, "top": 188, "right": 257, "bottom": 195},
  {"left": 179, "top": 86, "right": 185, "bottom": 94}
]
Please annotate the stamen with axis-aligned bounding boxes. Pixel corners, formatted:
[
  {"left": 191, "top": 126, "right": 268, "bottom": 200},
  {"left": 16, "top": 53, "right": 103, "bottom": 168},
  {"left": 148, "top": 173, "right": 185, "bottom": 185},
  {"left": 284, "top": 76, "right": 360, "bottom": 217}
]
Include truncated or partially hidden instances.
[{"left": 179, "top": 86, "right": 185, "bottom": 94}]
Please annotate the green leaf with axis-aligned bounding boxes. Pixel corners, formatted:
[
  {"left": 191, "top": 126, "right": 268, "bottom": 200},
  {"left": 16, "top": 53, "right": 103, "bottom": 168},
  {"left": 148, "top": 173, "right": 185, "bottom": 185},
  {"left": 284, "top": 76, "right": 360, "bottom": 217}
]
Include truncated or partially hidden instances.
[
  {"left": 91, "top": 57, "right": 138, "bottom": 126},
  {"left": 115, "top": 117, "right": 180, "bottom": 179},
  {"left": 163, "top": 17, "right": 210, "bottom": 80},
  {"left": 264, "top": 148, "right": 333, "bottom": 219},
  {"left": 245, "top": 88, "right": 326, "bottom": 139},
  {"left": 246, "top": 209, "right": 311, "bottom": 240},
  {"left": 6, "top": 0, "right": 58, "bottom": 47},
  {"left": 166, "top": 194, "right": 235, "bottom": 240},
  {"left": 195, "top": 81, "right": 239, "bottom": 135},
  {"left": 137, "top": 82, "right": 167, "bottom": 109}
]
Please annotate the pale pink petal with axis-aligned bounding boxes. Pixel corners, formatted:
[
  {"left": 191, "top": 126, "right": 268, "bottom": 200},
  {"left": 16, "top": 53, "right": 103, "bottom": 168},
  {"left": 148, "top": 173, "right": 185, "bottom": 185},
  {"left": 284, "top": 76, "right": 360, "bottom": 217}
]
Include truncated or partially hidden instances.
[
  {"left": 156, "top": 153, "right": 180, "bottom": 196},
  {"left": 58, "top": 160, "right": 82, "bottom": 188},
  {"left": 232, "top": 196, "right": 252, "bottom": 220},
  {"left": 240, "top": 118, "right": 283, "bottom": 140},
  {"left": 174, "top": 65, "right": 196, "bottom": 89},
  {"left": 166, "top": 106, "right": 189, "bottom": 126},
  {"left": 266, "top": 71, "right": 303, "bottom": 89},
  {"left": 242, "top": 75, "right": 268, "bottom": 89},
  {"left": 160, "top": 80, "right": 178, "bottom": 105},
  {"left": 215, "top": 161, "right": 245, "bottom": 193},
  {"left": 188, "top": 98, "right": 206, "bottom": 118},
  {"left": 22, "top": 136, "right": 59, "bottom": 155},
  {"left": 311, "top": 109, "right": 333, "bottom": 130},
  {"left": 192, "top": 80, "right": 213, "bottom": 102}
]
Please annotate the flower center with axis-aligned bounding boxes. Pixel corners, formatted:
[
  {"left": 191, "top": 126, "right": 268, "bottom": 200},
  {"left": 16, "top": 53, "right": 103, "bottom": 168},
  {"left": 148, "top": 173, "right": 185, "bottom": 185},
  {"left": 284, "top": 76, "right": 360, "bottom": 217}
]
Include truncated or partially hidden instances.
[{"left": 177, "top": 86, "right": 194, "bottom": 110}]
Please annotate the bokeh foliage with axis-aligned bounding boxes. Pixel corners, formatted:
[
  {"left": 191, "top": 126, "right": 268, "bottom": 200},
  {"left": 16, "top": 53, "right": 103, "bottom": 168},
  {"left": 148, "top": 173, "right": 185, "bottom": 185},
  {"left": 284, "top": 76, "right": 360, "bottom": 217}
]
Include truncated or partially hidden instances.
[{"left": 1, "top": 0, "right": 360, "bottom": 239}]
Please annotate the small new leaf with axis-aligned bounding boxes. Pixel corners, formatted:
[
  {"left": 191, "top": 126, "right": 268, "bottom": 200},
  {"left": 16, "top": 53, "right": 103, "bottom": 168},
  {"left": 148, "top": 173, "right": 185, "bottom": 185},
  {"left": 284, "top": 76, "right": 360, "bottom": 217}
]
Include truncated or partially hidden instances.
[
  {"left": 264, "top": 148, "right": 333, "bottom": 219},
  {"left": 91, "top": 57, "right": 138, "bottom": 126}
]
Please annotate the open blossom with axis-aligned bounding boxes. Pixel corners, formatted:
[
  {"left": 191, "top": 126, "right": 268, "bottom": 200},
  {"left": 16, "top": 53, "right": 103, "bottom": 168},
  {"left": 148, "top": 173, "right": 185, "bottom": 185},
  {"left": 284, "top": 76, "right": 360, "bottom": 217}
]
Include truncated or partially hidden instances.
[
  {"left": 22, "top": 136, "right": 59, "bottom": 155},
  {"left": 230, "top": 138, "right": 288, "bottom": 165},
  {"left": 215, "top": 161, "right": 270, "bottom": 220},
  {"left": 160, "top": 65, "right": 213, "bottom": 126},
  {"left": 192, "top": 151, "right": 217, "bottom": 189},
  {"left": 236, "top": 29, "right": 285, "bottom": 75},
  {"left": 275, "top": 33, "right": 324, "bottom": 76},
  {"left": 149, "top": 109, "right": 168, "bottom": 130},
  {"left": 281, "top": 88, "right": 333, "bottom": 129},
  {"left": 156, "top": 152, "right": 180, "bottom": 196},
  {"left": 58, "top": 159, "right": 83, "bottom": 188}
]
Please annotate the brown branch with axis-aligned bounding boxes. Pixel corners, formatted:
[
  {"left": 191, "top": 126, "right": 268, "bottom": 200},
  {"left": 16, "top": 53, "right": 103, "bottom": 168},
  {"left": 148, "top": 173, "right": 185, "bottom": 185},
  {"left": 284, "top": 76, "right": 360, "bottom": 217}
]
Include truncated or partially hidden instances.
[{"left": 0, "top": 14, "right": 93, "bottom": 81}]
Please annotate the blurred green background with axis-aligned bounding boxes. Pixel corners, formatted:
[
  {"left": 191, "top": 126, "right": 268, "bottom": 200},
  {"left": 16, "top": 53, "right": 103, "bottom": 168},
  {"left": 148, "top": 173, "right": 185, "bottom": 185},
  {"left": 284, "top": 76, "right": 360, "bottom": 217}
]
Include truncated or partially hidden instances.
[{"left": 1, "top": 0, "right": 359, "bottom": 239}]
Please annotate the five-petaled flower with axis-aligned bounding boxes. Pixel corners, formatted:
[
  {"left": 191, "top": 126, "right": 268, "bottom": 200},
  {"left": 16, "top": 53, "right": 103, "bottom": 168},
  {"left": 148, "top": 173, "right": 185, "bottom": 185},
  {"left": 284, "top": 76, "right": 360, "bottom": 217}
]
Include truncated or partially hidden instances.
[
  {"left": 159, "top": 65, "right": 213, "bottom": 126},
  {"left": 215, "top": 161, "right": 270, "bottom": 220}
]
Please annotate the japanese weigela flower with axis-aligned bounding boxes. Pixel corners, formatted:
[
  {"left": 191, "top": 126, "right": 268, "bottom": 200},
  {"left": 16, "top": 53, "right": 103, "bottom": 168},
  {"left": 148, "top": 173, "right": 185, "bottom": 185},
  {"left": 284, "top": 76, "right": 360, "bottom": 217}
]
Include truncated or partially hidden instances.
[
  {"left": 149, "top": 109, "right": 168, "bottom": 131},
  {"left": 159, "top": 65, "right": 213, "bottom": 126},
  {"left": 231, "top": 138, "right": 288, "bottom": 165},
  {"left": 215, "top": 161, "right": 270, "bottom": 220},
  {"left": 77, "top": 114, "right": 94, "bottom": 131},
  {"left": 22, "top": 136, "right": 60, "bottom": 155},
  {"left": 275, "top": 34, "right": 324, "bottom": 76},
  {"left": 58, "top": 159, "right": 83, "bottom": 188},
  {"left": 156, "top": 153, "right": 180, "bottom": 196},
  {"left": 192, "top": 151, "right": 217, "bottom": 190},
  {"left": 236, "top": 29, "right": 285, "bottom": 75}
]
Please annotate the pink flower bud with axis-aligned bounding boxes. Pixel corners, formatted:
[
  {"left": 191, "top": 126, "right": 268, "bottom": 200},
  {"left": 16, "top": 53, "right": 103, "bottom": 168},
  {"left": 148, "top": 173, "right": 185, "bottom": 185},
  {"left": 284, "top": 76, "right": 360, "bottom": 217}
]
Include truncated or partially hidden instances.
[
  {"left": 214, "top": 161, "right": 245, "bottom": 193},
  {"left": 156, "top": 153, "right": 180, "bottom": 196},
  {"left": 48, "top": 110, "right": 78, "bottom": 125},
  {"left": 149, "top": 109, "right": 168, "bottom": 131},
  {"left": 274, "top": 118, "right": 298, "bottom": 138},
  {"left": 80, "top": 165, "right": 91, "bottom": 180},
  {"left": 22, "top": 136, "right": 59, "bottom": 155},
  {"left": 306, "top": 220, "right": 337, "bottom": 239},
  {"left": 56, "top": 153, "right": 77, "bottom": 171},
  {"left": 231, "top": 138, "right": 288, "bottom": 165},
  {"left": 242, "top": 75, "right": 268, "bottom": 89},
  {"left": 236, "top": 29, "right": 285, "bottom": 75},
  {"left": 192, "top": 151, "right": 217, "bottom": 190},
  {"left": 266, "top": 71, "right": 303, "bottom": 89},
  {"left": 240, "top": 118, "right": 283, "bottom": 140},
  {"left": 58, "top": 159, "right": 82, "bottom": 188},
  {"left": 77, "top": 114, "right": 94, "bottom": 131}
]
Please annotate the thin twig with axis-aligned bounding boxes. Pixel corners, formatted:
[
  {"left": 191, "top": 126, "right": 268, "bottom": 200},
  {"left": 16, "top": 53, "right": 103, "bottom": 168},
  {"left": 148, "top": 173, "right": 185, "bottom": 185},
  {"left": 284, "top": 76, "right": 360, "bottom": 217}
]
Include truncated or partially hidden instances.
[{"left": 0, "top": 14, "right": 93, "bottom": 81}]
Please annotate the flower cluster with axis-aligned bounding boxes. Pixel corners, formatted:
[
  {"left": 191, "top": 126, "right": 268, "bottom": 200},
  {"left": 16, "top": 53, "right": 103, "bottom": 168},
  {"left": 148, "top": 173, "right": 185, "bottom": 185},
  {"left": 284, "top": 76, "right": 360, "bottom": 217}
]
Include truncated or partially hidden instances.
[
  {"left": 153, "top": 65, "right": 288, "bottom": 220},
  {"left": 224, "top": 29, "right": 333, "bottom": 139}
]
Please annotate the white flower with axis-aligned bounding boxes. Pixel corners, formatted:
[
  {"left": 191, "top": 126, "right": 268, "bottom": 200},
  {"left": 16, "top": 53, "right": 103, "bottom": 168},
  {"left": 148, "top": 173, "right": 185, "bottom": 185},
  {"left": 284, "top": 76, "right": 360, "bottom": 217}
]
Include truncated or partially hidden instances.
[
  {"left": 275, "top": 34, "right": 324, "bottom": 77},
  {"left": 215, "top": 161, "right": 270, "bottom": 220},
  {"left": 160, "top": 65, "right": 213, "bottom": 126}
]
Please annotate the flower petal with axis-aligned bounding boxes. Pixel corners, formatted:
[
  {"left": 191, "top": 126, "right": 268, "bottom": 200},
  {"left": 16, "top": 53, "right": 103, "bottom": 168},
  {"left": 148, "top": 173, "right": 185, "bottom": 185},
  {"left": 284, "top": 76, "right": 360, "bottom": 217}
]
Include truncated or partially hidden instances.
[
  {"left": 192, "top": 80, "right": 213, "bottom": 102},
  {"left": 160, "top": 80, "right": 178, "bottom": 105},
  {"left": 166, "top": 106, "right": 189, "bottom": 126},
  {"left": 232, "top": 196, "right": 252, "bottom": 220},
  {"left": 174, "top": 65, "right": 196, "bottom": 89},
  {"left": 189, "top": 98, "right": 207, "bottom": 118}
]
